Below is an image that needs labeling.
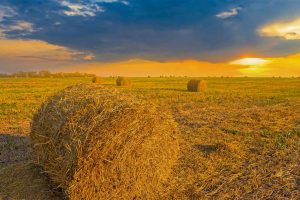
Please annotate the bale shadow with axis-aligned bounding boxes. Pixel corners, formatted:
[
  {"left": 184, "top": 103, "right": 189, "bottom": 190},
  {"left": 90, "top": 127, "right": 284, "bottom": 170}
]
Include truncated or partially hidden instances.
[
  {"left": 0, "top": 162, "right": 62, "bottom": 200},
  {"left": 0, "top": 133, "right": 63, "bottom": 199},
  {"left": 159, "top": 88, "right": 189, "bottom": 92},
  {"left": 193, "top": 144, "right": 220, "bottom": 155},
  {"left": 0, "top": 133, "right": 31, "bottom": 167}
]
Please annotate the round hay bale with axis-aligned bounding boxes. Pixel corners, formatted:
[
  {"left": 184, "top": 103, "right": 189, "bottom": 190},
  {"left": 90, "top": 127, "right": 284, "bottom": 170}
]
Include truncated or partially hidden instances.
[
  {"left": 30, "top": 84, "right": 179, "bottom": 200},
  {"left": 116, "top": 76, "right": 131, "bottom": 86},
  {"left": 91, "top": 76, "right": 103, "bottom": 84},
  {"left": 187, "top": 80, "right": 207, "bottom": 92}
]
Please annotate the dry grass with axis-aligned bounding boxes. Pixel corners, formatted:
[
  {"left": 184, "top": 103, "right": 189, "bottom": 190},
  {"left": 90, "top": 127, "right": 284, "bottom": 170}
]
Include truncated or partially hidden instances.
[
  {"left": 167, "top": 102, "right": 300, "bottom": 199},
  {"left": 30, "top": 84, "right": 179, "bottom": 199},
  {"left": 0, "top": 77, "right": 300, "bottom": 199},
  {"left": 0, "top": 134, "right": 30, "bottom": 167},
  {"left": 187, "top": 80, "right": 207, "bottom": 92},
  {"left": 116, "top": 76, "right": 132, "bottom": 86}
]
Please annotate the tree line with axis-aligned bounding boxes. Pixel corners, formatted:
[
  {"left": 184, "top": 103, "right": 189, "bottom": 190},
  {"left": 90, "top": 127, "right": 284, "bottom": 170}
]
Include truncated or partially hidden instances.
[{"left": 0, "top": 71, "right": 95, "bottom": 78}]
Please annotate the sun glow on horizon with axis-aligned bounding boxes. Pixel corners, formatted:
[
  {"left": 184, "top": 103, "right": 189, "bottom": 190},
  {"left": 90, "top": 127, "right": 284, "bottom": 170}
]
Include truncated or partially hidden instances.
[
  {"left": 230, "top": 58, "right": 272, "bottom": 76},
  {"left": 230, "top": 58, "right": 270, "bottom": 66}
]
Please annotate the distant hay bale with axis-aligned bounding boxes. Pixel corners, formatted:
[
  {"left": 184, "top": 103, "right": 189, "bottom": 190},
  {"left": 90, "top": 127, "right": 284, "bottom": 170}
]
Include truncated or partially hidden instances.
[
  {"left": 116, "top": 76, "right": 131, "bottom": 86},
  {"left": 30, "top": 84, "right": 179, "bottom": 200},
  {"left": 187, "top": 80, "right": 207, "bottom": 92},
  {"left": 91, "top": 76, "right": 103, "bottom": 83}
]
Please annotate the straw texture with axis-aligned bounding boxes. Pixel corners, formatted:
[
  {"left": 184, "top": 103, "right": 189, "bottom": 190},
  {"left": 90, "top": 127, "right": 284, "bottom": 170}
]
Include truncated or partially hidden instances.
[
  {"left": 30, "top": 84, "right": 179, "bottom": 199},
  {"left": 187, "top": 80, "right": 207, "bottom": 92},
  {"left": 116, "top": 77, "right": 132, "bottom": 86}
]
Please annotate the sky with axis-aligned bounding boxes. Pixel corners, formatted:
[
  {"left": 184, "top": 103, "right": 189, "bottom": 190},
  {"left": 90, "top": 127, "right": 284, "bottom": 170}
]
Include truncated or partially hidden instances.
[{"left": 0, "top": 0, "right": 300, "bottom": 76}]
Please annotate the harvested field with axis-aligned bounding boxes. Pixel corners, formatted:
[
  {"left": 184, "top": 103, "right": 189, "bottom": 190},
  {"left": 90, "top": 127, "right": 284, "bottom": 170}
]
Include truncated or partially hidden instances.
[{"left": 0, "top": 77, "right": 300, "bottom": 199}]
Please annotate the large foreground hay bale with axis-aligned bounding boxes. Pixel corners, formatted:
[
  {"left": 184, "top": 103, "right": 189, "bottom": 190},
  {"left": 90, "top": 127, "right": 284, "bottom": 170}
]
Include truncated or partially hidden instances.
[
  {"left": 187, "top": 80, "right": 207, "bottom": 92},
  {"left": 30, "top": 84, "right": 179, "bottom": 199},
  {"left": 116, "top": 76, "right": 131, "bottom": 86}
]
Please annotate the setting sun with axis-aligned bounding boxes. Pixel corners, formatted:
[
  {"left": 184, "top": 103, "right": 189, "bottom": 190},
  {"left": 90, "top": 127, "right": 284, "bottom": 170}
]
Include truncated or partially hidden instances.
[{"left": 230, "top": 58, "right": 270, "bottom": 66}]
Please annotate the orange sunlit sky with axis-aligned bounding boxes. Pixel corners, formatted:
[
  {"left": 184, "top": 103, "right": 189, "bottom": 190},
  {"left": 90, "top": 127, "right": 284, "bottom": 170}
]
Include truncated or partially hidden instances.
[{"left": 0, "top": 1, "right": 300, "bottom": 77}]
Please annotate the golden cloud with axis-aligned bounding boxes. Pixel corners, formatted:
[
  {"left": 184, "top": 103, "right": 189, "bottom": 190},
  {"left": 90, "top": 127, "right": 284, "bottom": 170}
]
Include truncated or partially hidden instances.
[
  {"left": 0, "top": 39, "right": 96, "bottom": 73},
  {"left": 259, "top": 17, "right": 300, "bottom": 40},
  {"left": 0, "top": 39, "right": 79, "bottom": 61},
  {"left": 83, "top": 54, "right": 95, "bottom": 61}
]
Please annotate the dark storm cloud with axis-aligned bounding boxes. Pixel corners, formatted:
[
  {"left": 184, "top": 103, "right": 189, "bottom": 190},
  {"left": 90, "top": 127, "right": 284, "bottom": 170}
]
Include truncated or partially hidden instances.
[{"left": 1, "top": 0, "right": 300, "bottom": 61}]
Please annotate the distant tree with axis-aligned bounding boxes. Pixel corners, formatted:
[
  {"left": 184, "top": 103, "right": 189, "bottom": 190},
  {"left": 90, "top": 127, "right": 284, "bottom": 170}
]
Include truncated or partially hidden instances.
[
  {"left": 28, "top": 72, "right": 38, "bottom": 77},
  {"left": 0, "top": 71, "right": 95, "bottom": 78},
  {"left": 0, "top": 74, "right": 9, "bottom": 77}
]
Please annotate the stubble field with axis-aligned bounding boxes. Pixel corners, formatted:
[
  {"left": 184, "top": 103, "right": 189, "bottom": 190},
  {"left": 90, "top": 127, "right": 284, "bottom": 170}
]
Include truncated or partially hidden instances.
[{"left": 0, "top": 77, "right": 299, "bottom": 199}]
